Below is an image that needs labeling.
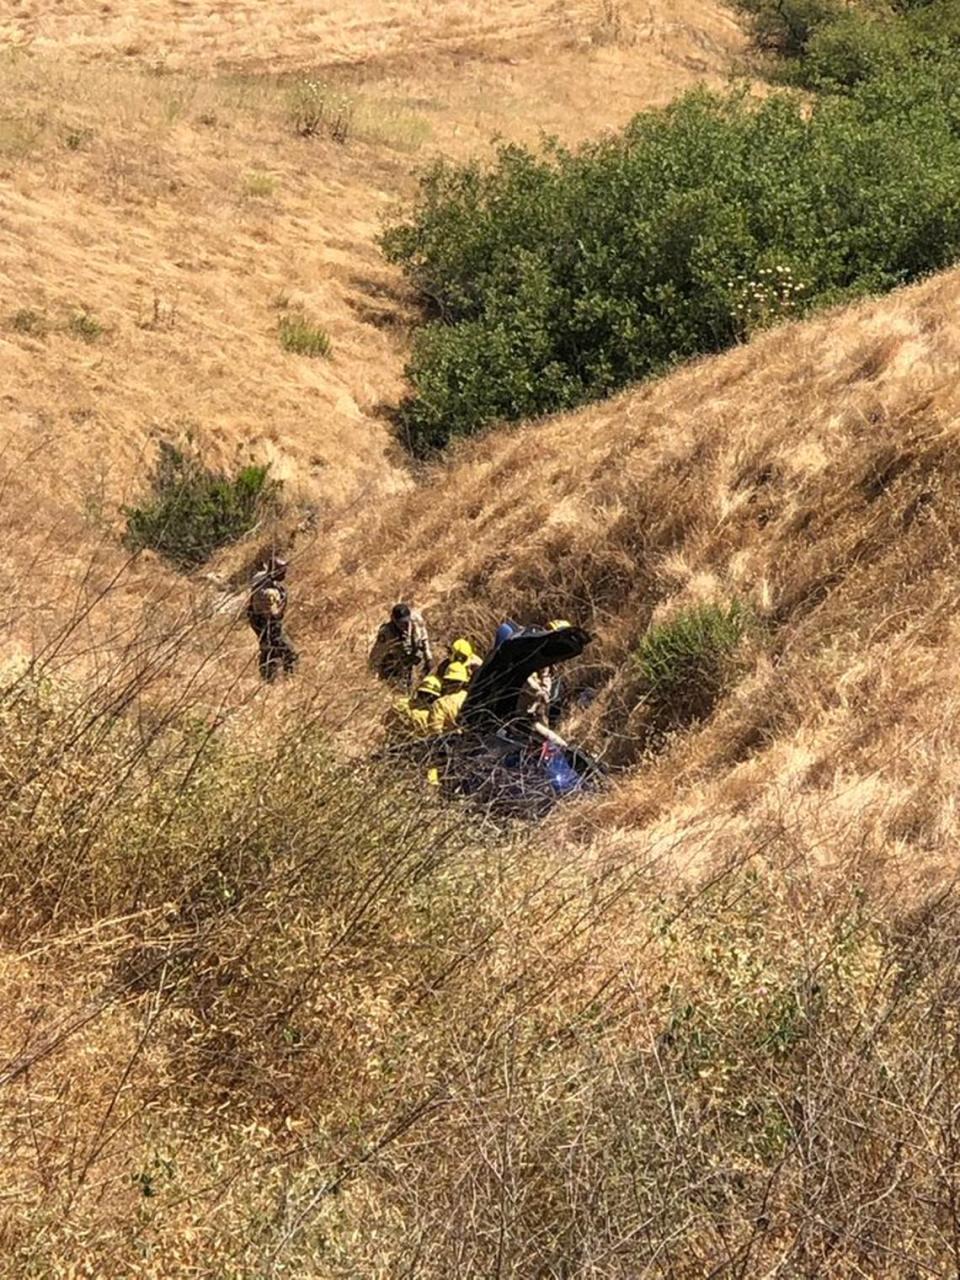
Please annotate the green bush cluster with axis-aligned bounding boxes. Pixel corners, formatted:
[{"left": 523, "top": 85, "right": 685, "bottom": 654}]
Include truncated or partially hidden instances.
[
  {"left": 740, "top": 0, "right": 959, "bottom": 91},
  {"left": 385, "top": 63, "right": 960, "bottom": 453},
  {"left": 68, "top": 307, "right": 103, "bottom": 342},
  {"left": 124, "top": 441, "right": 280, "bottom": 569},
  {"left": 634, "top": 600, "right": 748, "bottom": 730}
]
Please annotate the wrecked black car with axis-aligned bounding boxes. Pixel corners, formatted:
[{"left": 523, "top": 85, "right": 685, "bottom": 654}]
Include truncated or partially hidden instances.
[{"left": 406, "top": 623, "right": 605, "bottom": 817}]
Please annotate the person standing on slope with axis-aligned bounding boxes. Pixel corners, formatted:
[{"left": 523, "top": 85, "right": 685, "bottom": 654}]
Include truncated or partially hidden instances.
[
  {"left": 369, "top": 602, "right": 433, "bottom": 689},
  {"left": 247, "top": 556, "right": 299, "bottom": 682}
]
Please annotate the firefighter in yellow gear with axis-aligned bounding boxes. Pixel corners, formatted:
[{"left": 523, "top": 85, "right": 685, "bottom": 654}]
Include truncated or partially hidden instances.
[
  {"left": 436, "top": 637, "right": 483, "bottom": 680},
  {"left": 428, "top": 661, "right": 472, "bottom": 735},
  {"left": 387, "top": 674, "right": 443, "bottom": 738}
]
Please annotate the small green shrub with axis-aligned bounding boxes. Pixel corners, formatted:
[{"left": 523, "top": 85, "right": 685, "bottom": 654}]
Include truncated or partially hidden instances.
[
  {"left": 124, "top": 441, "right": 281, "bottom": 570},
  {"left": 737, "top": 0, "right": 844, "bottom": 57},
  {"left": 9, "top": 307, "right": 47, "bottom": 336},
  {"left": 634, "top": 600, "right": 748, "bottom": 730},
  {"left": 68, "top": 309, "right": 103, "bottom": 342},
  {"left": 278, "top": 309, "right": 331, "bottom": 358},
  {"left": 63, "top": 126, "right": 94, "bottom": 151}
]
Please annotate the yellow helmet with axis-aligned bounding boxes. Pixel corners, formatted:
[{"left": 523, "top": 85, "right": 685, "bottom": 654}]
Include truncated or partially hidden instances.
[
  {"left": 442, "top": 661, "right": 470, "bottom": 685},
  {"left": 547, "top": 619, "right": 572, "bottom": 631},
  {"left": 451, "top": 637, "right": 474, "bottom": 660},
  {"left": 418, "top": 675, "right": 442, "bottom": 697}
]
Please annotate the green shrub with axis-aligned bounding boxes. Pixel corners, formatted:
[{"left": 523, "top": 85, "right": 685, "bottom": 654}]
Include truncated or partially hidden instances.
[
  {"left": 798, "top": 12, "right": 909, "bottom": 88},
  {"left": 63, "top": 126, "right": 94, "bottom": 151},
  {"left": 385, "top": 76, "right": 960, "bottom": 452},
  {"left": 124, "top": 441, "right": 281, "bottom": 569},
  {"left": 634, "top": 600, "right": 748, "bottom": 730},
  {"left": 278, "top": 308, "right": 331, "bottom": 357},
  {"left": 68, "top": 308, "right": 103, "bottom": 342},
  {"left": 740, "top": 0, "right": 960, "bottom": 89},
  {"left": 9, "top": 307, "right": 46, "bottom": 336},
  {"left": 739, "top": 0, "right": 844, "bottom": 56}
]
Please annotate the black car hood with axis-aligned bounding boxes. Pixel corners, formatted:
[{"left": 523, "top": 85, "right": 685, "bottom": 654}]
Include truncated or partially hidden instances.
[{"left": 462, "top": 627, "right": 592, "bottom": 728}]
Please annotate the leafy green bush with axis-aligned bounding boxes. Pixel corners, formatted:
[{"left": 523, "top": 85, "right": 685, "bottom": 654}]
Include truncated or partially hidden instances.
[
  {"left": 738, "top": 0, "right": 844, "bottom": 56},
  {"left": 68, "top": 308, "right": 103, "bottom": 342},
  {"left": 9, "top": 307, "right": 46, "bottom": 336},
  {"left": 124, "top": 441, "right": 280, "bottom": 569},
  {"left": 634, "top": 600, "right": 748, "bottom": 729},
  {"left": 740, "top": 0, "right": 960, "bottom": 89},
  {"left": 385, "top": 75, "right": 960, "bottom": 452},
  {"left": 798, "top": 11, "right": 910, "bottom": 87}
]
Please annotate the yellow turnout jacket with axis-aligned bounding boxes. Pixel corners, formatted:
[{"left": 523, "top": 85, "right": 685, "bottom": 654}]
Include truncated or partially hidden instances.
[{"left": 428, "top": 689, "right": 467, "bottom": 736}]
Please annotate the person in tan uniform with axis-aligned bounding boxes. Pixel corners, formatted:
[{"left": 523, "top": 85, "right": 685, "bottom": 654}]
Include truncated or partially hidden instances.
[
  {"left": 516, "top": 620, "right": 570, "bottom": 726},
  {"left": 247, "top": 557, "right": 298, "bottom": 682},
  {"left": 369, "top": 602, "right": 433, "bottom": 689},
  {"left": 517, "top": 667, "right": 555, "bottom": 724}
]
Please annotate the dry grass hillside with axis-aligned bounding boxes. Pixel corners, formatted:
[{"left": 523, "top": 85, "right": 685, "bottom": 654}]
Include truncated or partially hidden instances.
[
  {"left": 0, "top": 0, "right": 744, "bottom": 650},
  {"left": 5, "top": 259, "right": 960, "bottom": 1269},
  {"left": 14, "top": 3, "right": 960, "bottom": 1275},
  {"left": 308, "top": 267, "right": 960, "bottom": 892},
  {"left": 5, "top": 0, "right": 743, "bottom": 86}
]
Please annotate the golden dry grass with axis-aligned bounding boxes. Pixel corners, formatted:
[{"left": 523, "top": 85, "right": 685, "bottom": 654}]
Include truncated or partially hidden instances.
[
  {"left": 2, "top": 642, "right": 960, "bottom": 1275},
  {"left": 3, "top": 0, "right": 743, "bottom": 82},
  {"left": 305, "top": 267, "right": 960, "bottom": 889},
  {"left": 0, "top": 0, "right": 745, "bottom": 639},
  {"left": 14, "top": 2, "right": 960, "bottom": 1274}
]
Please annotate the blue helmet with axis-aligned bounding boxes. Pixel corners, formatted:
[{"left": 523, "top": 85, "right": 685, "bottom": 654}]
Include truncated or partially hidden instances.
[{"left": 494, "top": 621, "right": 518, "bottom": 649}]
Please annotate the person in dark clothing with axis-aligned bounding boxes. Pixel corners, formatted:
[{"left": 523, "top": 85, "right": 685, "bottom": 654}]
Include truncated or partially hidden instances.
[{"left": 247, "top": 556, "right": 299, "bottom": 682}]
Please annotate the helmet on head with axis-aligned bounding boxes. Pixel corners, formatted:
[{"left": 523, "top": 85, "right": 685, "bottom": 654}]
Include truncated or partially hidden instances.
[
  {"left": 547, "top": 619, "right": 572, "bottom": 632},
  {"left": 417, "top": 675, "right": 442, "bottom": 698},
  {"left": 391, "top": 602, "right": 412, "bottom": 625},
  {"left": 494, "top": 622, "right": 517, "bottom": 649},
  {"left": 442, "top": 661, "right": 470, "bottom": 686},
  {"left": 451, "top": 637, "right": 474, "bottom": 660}
]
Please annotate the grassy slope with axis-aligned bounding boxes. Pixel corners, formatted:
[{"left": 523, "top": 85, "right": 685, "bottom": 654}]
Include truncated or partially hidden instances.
[
  {"left": 0, "top": 0, "right": 744, "bottom": 651},
  {"left": 14, "top": 2, "right": 960, "bottom": 1275},
  {"left": 308, "top": 267, "right": 960, "bottom": 888}
]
